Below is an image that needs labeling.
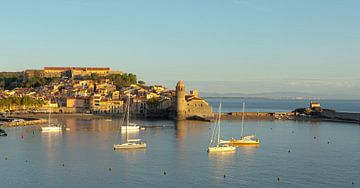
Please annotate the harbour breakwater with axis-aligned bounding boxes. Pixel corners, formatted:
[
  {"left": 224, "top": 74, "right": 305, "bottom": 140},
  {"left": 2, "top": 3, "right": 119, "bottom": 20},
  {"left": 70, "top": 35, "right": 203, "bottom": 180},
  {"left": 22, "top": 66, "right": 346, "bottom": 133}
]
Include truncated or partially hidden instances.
[
  {"left": 0, "top": 117, "right": 47, "bottom": 127},
  {"left": 200, "top": 112, "right": 294, "bottom": 121}
]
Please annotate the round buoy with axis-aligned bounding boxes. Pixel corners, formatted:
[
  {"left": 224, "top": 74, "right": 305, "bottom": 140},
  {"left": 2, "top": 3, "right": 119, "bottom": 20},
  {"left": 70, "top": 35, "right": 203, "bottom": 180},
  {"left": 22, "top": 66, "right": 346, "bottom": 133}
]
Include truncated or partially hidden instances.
[
  {"left": 327, "top": 141, "right": 330, "bottom": 144},
  {"left": 352, "top": 182, "right": 355, "bottom": 185},
  {"left": 288, "top": 150, "right": 291, "bottom": 153}
]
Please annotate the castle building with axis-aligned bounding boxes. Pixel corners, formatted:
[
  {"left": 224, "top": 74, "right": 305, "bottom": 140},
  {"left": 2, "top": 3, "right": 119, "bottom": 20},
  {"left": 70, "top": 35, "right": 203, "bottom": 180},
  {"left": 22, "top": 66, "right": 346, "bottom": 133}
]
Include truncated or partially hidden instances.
[
  {"left": 176, "top": 81, "right": 213, "bottom": 120},
  {"left": 43, "top": 67, "right": 122, "bottom": 78}
]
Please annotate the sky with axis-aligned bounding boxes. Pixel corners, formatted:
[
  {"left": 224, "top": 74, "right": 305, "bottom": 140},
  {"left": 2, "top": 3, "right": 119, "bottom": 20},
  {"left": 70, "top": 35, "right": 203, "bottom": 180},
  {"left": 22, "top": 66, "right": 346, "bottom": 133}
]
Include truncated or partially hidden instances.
[{"left": 0, "top": 0, "right": 359, "bottom": 99}]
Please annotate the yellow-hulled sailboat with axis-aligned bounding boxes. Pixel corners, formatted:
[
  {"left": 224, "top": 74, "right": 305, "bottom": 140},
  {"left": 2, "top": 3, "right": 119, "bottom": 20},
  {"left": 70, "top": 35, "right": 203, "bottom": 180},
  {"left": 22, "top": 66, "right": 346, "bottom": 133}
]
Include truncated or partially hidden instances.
[{"left": 221, "top": 102, "right": 260, "bottom": 145}]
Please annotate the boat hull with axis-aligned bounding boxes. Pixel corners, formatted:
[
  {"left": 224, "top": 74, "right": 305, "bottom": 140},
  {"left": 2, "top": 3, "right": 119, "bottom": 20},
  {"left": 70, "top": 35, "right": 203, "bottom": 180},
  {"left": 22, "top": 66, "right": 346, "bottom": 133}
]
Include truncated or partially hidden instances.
[
  {"left": 113, "top": 143, "right": 147, "bottom": 150},
  {"left": 207, "top": 146, "right": 236, "bottom": 152},
  {"left": 227, "top": 140, "right": 260, "bottom": 145},
  {"left": 41, "top": 127, "right": 62, "bottom": 132},
  {"left": 121, "top": 126, "right": 140, "bottom": 130}
]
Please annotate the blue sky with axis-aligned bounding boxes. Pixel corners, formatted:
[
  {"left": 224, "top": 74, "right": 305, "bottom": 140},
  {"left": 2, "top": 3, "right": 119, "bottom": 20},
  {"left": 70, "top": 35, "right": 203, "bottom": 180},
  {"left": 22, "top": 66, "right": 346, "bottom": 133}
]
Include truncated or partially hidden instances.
[{"left": 0, "top": 0, "right": 359, "bottom": 98}]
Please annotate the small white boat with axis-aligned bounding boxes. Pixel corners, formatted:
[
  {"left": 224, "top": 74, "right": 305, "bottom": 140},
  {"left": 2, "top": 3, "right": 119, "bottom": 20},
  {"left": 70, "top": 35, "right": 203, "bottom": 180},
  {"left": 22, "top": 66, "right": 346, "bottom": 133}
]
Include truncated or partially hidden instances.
[
  {"left": 41, "top": 126, "right": 62, "bottom": 132},
  {"left": 114, "top": 95, "right": 147, "bottom": 150},
  {"left": 207, "top": 103, "right": 236, "bottom": 153},
  {"left": 121, "top": 123, "right": 140, "bottom": 130},
  {"left": 113, "top": 139, "right": 147, "bottom": 150},
  {"left": 41, "top": 108, "right": 62, "bottom": 132}
]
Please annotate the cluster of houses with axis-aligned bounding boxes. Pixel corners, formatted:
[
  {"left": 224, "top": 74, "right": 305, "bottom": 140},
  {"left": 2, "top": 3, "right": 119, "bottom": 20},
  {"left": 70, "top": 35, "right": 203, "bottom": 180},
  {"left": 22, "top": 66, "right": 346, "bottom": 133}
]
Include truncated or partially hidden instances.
[
  {"left": 0, "top": 67, "right": 212, "bottom": 119},
  {"left": 1, "top": 68, "right": 213, "bottom": 119},
  {"left": 0, "top": 78, "right": 172, "bottom": 116}
]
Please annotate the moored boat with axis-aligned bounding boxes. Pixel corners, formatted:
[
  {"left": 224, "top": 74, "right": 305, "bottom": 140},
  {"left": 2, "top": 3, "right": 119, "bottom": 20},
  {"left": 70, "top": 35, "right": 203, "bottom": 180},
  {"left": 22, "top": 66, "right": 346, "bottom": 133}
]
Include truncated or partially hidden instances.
[
  {"left": 114, "top": 139, "right": 147, "bottom": 149},
  {"left": 41, "top": 108, "right": 63, "bottom": 132},
  {"left": 114, "top": 95, "right": 147, "bottom": 150},
  {"left": 222, "top": 102, "right": 260, "bottom": 146},
  {"left": 207, "top": 103, "right": 236, "bottom": 152}
]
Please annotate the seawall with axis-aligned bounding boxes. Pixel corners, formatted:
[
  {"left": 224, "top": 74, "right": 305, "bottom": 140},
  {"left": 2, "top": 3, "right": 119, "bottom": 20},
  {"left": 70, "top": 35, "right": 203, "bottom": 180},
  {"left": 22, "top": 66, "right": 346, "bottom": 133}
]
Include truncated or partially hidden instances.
[{"left": 212, "top": 112, "right": 294, "bottom": 120}]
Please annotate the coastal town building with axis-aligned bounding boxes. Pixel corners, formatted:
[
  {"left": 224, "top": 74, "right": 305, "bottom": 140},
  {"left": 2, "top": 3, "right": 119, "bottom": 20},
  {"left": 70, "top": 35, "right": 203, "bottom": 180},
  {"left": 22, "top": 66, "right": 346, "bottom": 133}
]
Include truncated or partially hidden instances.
[
  {"left": 43, "top": 67, "right": 118, "bottom": 78},
  {"left": 25, "top": 67, "right": 123, "bottom": 78},
  {"left": 176, "top": 81, "right": 213, "bottom": 120},
  {"left": 310, "top": 102, "right": 321, "bottom": 108}
]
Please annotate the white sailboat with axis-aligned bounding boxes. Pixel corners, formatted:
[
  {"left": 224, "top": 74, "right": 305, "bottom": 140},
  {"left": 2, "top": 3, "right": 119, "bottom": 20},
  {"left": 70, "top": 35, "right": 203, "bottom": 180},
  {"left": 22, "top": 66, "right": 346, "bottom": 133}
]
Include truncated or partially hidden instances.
[
  {"left": 114, "top": 96, "right": 146, "bottom": 150},
  {"left": 221, "top": 102, "right": 260, "bottom": 145},
  {"left": 207, "top": 103, "right": 236, "bottom": 152},
  {"left": 121, "top": 122, "right": 140, "bottom": 131},
  {"left": 120, "top": 97, "right": 140, "bottom": 131},
  {"left": 41, "top": 108, "right": 62, "bottom": 132}
]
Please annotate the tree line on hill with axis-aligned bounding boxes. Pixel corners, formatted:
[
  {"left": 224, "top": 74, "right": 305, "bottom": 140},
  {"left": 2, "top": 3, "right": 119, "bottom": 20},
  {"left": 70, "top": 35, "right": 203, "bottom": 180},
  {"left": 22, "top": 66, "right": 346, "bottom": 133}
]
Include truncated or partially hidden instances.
[
  {"left": 0, "top": 96, "right": 46, "bottom": 109},
  {"left": 0, "top": 72, "right": 139, "bottom": 90}
]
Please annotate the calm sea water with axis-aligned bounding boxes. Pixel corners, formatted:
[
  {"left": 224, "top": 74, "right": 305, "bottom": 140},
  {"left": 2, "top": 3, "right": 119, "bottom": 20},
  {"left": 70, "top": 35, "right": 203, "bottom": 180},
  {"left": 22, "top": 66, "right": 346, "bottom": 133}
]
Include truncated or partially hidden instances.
[{"left": 1, "top": 99, "right": 360, "bottom": 187}]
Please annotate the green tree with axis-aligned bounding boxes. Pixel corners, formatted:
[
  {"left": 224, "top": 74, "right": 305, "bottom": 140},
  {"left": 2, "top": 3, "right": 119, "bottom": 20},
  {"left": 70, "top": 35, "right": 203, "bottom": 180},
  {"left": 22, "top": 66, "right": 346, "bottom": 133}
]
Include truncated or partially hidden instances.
[{"left": 147, "top": 97, "right": 160, "bottom": 110}]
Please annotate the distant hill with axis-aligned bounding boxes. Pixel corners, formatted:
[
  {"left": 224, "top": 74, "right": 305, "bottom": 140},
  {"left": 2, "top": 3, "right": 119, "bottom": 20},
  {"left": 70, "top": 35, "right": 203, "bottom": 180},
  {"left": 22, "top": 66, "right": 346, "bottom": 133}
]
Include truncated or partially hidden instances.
[{"left": 200, "top": 91, "right": 320, "bottom": 100}]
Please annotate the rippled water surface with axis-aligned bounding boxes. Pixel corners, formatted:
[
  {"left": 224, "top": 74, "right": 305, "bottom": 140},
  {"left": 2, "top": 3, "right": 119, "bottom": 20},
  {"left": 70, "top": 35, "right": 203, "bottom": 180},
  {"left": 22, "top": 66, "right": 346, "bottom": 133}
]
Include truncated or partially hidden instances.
[{"left": 1, "top": 117, "right": 360, "bottom": 188}]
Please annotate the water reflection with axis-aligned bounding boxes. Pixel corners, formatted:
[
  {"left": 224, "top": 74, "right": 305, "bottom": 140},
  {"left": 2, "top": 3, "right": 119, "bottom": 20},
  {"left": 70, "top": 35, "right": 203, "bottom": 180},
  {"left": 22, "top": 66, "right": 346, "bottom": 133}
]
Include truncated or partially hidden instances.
[
  {"left": 175, "top": 120, "right": 211, "bottom": 152},
  {"left": 208, "top": 150, "right": 236, "bottom": 185},
  {"left": 175, "top": 120, "right": 209, "bottom": 140},
  {"left": 237, "top": 146, "right": 259, "bottom": 155}
]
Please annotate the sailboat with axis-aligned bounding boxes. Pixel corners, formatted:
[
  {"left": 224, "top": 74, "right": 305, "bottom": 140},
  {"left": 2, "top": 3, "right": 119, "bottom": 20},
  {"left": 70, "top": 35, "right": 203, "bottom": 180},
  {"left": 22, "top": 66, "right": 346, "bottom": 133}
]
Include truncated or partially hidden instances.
[
  {"left": 221, "top": 102, "right": 260, "bottom": 145},
  {"left": 207, "top": 103, "right": 236, "bottom": 152},
  {"left": 41, "top": 108, "right": 62, "bottom": 132},
  {"left": 121, "top": 122, "right": 140, "bottom": 131},
  {"left": 120, "top": 97, "right": 140, "bottom": 131},
  {"left": 113, "top": 96, "right": 147, "bottom": 150}
]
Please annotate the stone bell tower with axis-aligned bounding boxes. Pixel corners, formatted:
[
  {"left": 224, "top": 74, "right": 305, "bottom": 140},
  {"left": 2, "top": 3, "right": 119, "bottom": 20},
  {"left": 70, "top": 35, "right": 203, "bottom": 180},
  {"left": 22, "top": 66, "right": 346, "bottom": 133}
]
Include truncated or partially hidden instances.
[{"left": 176, "top": 80, "right": 186, "bottom": 120}]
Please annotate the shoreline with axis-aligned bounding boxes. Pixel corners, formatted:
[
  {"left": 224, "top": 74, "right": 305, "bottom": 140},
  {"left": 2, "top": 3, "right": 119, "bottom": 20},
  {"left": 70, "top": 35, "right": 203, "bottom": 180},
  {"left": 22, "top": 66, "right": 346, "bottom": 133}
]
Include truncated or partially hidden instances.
[{"left": 2, "top": 111, "right": 359, "bottom": 127}]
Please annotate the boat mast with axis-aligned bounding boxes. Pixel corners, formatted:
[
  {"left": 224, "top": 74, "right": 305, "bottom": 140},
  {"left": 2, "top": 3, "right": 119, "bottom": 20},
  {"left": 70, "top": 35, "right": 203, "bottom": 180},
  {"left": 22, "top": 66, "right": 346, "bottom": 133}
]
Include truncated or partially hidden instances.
[
  {"left": 126, "top": 95, "right": 130, "bottom": 142},
  {"left": 217, "top": 103, "right": 222, "bottom": 147},
  {"left": 241, "top": 102, "right": 245, "bottom": 137}
]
